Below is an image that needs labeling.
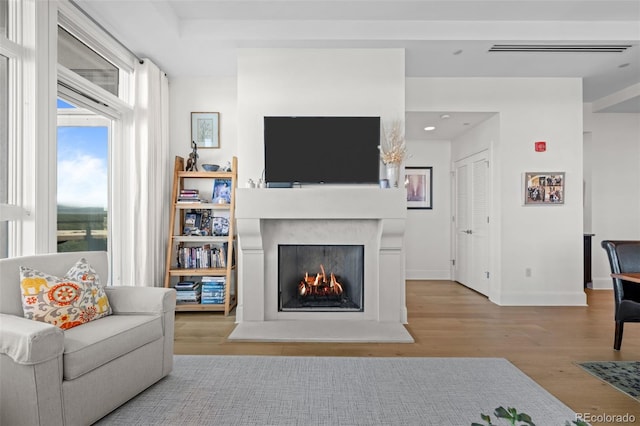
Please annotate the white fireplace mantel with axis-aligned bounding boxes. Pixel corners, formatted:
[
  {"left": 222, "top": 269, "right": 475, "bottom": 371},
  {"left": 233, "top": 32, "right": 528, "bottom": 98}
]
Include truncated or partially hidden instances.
[{"left": 230, "top": 187, "right": 413, "bottom": 342}]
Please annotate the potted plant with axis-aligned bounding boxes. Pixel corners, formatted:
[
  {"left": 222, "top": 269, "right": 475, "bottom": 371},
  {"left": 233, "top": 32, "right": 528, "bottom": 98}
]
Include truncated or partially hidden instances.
[{"left": 472, "top": 406, "right": 589, "bottom": 426}]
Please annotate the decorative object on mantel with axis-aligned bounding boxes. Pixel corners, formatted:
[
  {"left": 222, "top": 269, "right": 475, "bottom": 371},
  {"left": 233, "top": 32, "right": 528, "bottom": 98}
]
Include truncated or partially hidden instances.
[
  {"left": 185, "top": 141, "right": 199, "bottom": 171},
  {"left": 379, "top": 120, "right": 407, "bottom": 188}
]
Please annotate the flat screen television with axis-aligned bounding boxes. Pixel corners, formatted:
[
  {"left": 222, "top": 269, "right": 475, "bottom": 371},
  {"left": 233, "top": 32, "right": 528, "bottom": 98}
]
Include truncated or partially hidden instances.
[{"left": 264, "top": 116, "right": 380, "bottom": 185}]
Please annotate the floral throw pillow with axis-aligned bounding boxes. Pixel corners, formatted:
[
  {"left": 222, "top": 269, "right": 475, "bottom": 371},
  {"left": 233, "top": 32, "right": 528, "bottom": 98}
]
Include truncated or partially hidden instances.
[{"left": 20, "top": 258, "right": 112, "bottom": 330}]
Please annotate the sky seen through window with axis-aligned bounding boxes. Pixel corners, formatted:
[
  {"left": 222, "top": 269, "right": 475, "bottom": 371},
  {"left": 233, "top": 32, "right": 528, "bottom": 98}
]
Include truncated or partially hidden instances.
[{"left": 57, "top": 98, "right": 108, "bottom": 209}]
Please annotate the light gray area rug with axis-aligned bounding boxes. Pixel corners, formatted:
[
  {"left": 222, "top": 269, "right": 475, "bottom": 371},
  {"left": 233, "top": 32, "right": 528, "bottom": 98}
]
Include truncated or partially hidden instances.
[{"left": 95, "top": 355, "right": 577, "bottom": 426}]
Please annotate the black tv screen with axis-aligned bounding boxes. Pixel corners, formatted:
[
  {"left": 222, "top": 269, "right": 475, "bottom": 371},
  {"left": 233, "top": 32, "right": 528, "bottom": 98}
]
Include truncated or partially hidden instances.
[{"left": 264, "top": 116, "right": 380, "bottom": 185}]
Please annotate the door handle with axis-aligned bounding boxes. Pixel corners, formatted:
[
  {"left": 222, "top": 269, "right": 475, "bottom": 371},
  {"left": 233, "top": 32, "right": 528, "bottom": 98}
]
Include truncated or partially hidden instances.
[{"left": 464, "top": 229, "right": 473, "bottom": 234}]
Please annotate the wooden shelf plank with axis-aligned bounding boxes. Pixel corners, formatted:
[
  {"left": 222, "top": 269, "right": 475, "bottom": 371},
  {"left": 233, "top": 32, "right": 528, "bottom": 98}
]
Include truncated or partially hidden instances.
[
  {"left": 171, "top": 235, "right": 231, "bottom": 243},
  {"left": 169, "top": 268, "right": 228, "bottom": 276},
  {"left": 178, "top": 171, "right": 234, "bottom": 179},
  {"left": 174, "top": 203, "right": 231, "bottom": 210},
  {"left": 176, "top": 304, "right": 226, "bottom": 312}
]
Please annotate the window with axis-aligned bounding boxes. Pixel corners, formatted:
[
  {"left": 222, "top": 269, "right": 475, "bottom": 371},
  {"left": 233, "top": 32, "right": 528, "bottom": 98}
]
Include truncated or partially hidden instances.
[
  {"left": 0, "top": 54, "right": 8, "bottom": 258},
  {"left": 2, "top": 1, "right": 135, "bottom": 258},
  {"left": 57, "top": 98, "right": 110, "bottom": 253},
  {"left": 0, "top": 0, "right": 7, "bottom": 37},
  {"left": 58, "top": 26, "right": 119, "bottom": 96}
]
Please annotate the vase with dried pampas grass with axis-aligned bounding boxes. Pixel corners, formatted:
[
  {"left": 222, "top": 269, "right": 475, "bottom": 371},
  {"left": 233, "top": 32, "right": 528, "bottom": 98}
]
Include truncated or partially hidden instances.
[{"left": 379, "top": 120, "right": 407, "bottom": 187}]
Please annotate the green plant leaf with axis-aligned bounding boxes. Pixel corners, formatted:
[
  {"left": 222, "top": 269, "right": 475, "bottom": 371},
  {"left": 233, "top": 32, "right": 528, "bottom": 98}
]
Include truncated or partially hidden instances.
[
  {"left": 494, "top": 406, "right": 512, "bottom": 419},
  {"left": 472, "top": 412, "right": 494, "bottom": 426},
  {"left": 516, "top": 412, "right": 535, "bottom": 426},
  {"left": 571, "top": 421, "right": 590, "bottom": 426}
]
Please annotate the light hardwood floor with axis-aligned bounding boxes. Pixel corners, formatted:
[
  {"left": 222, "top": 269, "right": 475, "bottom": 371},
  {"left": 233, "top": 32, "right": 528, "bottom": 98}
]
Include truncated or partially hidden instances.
[{"left": 174, "top": 280, "right": 640, "bottom": 425}]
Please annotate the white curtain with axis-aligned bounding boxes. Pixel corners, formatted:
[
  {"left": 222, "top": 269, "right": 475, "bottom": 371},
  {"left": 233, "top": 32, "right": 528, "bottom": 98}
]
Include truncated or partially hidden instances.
[{"left": 111, "top": 59, "right": 169, "bottom": 286}]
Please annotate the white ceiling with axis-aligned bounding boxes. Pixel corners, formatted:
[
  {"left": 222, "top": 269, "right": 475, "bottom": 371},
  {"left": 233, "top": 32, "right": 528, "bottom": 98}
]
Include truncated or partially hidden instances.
[{"left": 74, "top": 0, "right": 640, "bottom": 139}]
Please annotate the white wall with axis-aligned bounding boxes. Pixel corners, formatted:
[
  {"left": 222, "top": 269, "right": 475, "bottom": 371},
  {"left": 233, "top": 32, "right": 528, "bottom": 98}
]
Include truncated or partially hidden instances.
[
  {"left": 584, "top": 108, "right": 640, "bottom": 289},
  {"left": 451, "top": 113, "right": 499, "bottom": 162},
  {"left": 407, "top": 77, "right": 586, "bottom": 306},
  {"left": 167, "top": 66, "right": 611, "bottom": 306},
  {"left": 236, "top": 48, "right": 405, "bottom": 183},
  {"left": 404, "top": 138, "right": 452, "bottom": 279},
  {"left": 168, "top": 76, "right": 238, "bottom": 171}
]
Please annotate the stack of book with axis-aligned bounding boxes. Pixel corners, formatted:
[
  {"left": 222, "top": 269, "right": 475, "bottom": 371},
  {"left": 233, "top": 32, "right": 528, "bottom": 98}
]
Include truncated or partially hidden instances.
[
  {"left": 201, "top": 276, "right": 226, "bottom": 304},
  {"left": 177, "top": 189, "right": 201, "bottom": 203},
  {"left": 174, "top": 280, "right": 202, "bottom": 304}
]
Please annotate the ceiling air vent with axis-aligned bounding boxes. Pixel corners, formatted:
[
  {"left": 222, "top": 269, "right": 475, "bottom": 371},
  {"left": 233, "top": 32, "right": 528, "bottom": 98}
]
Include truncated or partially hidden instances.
[{"left": 489, "top": 44, "right": 632, "bottom": 53}]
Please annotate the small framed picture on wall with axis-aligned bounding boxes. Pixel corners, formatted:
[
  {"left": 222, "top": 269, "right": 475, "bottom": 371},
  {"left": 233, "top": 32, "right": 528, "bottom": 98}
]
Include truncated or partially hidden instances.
[
  {"left": 191, "top": 112, "right": 220, "bottom": 148},
  {"left": 405, "top": 166, "right": 433, "bottom": 209},
  {"left": 524, "top": 172, "right": 565, "bottom": 205}
]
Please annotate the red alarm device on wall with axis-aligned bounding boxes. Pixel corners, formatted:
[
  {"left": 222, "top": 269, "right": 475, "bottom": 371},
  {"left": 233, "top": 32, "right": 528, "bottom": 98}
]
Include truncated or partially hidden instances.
[{"left": 535, "top": 141, "right": 546, "bottom": 152}]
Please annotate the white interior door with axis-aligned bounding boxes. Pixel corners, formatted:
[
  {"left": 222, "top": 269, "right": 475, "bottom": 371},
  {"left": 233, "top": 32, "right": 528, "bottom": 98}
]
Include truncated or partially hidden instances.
[
  {"left": 454, "top": 162, "right": 470, "bottom": 286},
  {"left": 454, "top": 151, "right": 490, "bottom": 295}
]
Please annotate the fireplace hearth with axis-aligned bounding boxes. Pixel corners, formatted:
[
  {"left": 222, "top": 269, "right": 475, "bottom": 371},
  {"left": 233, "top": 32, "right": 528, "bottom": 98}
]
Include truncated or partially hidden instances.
[{"left": 279, "top": 244, "right": 364, "bottom": 312}]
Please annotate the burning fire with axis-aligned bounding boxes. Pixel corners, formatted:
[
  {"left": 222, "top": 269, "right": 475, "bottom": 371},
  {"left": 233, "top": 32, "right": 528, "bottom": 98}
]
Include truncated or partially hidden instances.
[{"left": 298, "top": 264, "right": 343, "bottom": 297}]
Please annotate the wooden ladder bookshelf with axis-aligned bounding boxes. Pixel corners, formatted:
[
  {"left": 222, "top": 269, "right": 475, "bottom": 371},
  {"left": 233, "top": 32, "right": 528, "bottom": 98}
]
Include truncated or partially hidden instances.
[{"left": 164, "top": 156, "right": 238, "bottom": 315}]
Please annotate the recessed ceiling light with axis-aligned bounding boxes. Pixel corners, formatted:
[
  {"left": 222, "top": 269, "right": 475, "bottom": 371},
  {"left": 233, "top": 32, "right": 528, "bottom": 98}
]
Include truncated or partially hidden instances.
[
  {"left": 424, "top": 126, "right": 436, "bottom": 131},
  {"left": 440, "top": 114, "right": 451, "bottom": 119}
]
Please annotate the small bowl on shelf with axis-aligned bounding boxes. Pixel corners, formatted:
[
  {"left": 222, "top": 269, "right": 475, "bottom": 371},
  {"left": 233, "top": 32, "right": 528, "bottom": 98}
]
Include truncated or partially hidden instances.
[{"left": 202, "top": 164, "right": 219, "bottom": 172}]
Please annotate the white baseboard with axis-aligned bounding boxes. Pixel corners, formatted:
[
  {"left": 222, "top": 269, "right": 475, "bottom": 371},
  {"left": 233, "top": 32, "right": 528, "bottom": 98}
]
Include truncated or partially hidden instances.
[
  {"left": 496, "top": 291, "right": 588, "bottom": 306},
  {"left": 405, "top": 269, "right": 451, "bottom": 280}
]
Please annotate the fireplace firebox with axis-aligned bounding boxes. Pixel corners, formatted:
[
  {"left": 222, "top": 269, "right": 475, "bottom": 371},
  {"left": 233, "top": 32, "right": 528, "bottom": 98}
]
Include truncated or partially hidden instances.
[{"left": 278, "top": 244, "right": 364, "bottom": 312}]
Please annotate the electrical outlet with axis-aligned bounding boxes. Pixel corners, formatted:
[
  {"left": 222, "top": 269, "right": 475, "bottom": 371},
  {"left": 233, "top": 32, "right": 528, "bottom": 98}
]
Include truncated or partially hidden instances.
[{"left": 525, "top": 268, "right": 532, "bottom": 277}]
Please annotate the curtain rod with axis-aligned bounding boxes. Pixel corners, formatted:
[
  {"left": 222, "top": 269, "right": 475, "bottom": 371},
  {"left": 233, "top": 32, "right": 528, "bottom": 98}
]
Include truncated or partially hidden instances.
[{"left": 69, "top": 0, "right": 144, "bottom": 65}]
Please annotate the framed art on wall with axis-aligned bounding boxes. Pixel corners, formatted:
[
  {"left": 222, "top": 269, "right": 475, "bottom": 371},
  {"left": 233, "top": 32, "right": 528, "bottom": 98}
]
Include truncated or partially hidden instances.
[
  {"left": 191, "top": 112, "right": 220, "bottom": 148},
  {"left": 405, "top": 166, "right": 433, "bottom": 209},
  {"left": 524, "top": 172, "right": 565, "bottom": 205}
]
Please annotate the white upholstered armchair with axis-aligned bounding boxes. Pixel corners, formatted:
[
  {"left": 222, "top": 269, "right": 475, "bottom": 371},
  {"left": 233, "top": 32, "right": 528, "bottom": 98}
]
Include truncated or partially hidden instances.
[{"left": 0, "top": 251, "right": 176, "bottom": 426}]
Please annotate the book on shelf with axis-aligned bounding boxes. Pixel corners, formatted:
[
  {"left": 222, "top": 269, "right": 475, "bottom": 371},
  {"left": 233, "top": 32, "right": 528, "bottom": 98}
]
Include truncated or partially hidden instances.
[
  {"left": 201, "top": 298, "right": 225, "bottom": 304},
  {"left": 176, "top": 299, "right": 201, "bottom": 305},
  {"left": 176, "top": 295, "right": 201, "bottom": 303},
  {"left": 174, "top": 280, "right": 201, "bottom": 291},
  {"left": 201, "top": 284, "right": 225, "bottom": 291},
  {"left": 202, "top": 291, "right": 224, "bottom": 300},
  {"left": 175, "top": 289, "right": 202, "bottom": 297},
  {"left": 201, "top": 283, "right": 225, "bottom": 290},
  {"left": 201, "top": 278, "right": 225, "bottom": 287},
  {"left": 178, "top": 189, "right": 202, "bottom": 203},
  {"left": 201, "top": 275, "right": 225, "bottom": 282}
]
